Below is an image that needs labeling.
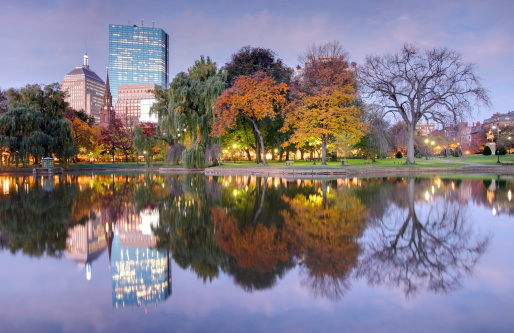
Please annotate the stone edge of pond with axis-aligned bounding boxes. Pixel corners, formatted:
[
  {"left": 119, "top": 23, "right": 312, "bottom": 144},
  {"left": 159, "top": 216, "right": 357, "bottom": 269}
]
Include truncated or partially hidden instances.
[
  {"left": 201, "top": 165, "right": 514, "bottom": 177},
  {"left": 3, "top": 165, "right": 514, "bottom": 177}
]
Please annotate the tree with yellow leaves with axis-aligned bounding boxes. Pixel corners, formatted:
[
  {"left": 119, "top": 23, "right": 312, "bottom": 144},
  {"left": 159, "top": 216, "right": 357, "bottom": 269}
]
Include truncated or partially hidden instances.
[
  {"left": 212, "top": 72, "right": 288, "bottom": 166},
  {"left": 282, "top": 41, "right": 363, "bottom": 165}
]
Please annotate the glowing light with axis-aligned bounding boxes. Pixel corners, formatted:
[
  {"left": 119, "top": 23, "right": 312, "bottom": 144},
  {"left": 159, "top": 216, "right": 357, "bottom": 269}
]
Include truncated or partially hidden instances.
[
  {"left": 492, "top": 207, "right": 497, "bottom": 216},
  {"left": 432, "top": 186, "right": 435, "bottom": 195},
  {"left": 425, "top": 191, "right": 430, "bottom": 201},
  {"left": 233, "top": 189, "right": 237, "bottom": 196},
  {"left": 509, "top": 190, "right": 512, "bottom": 201}
]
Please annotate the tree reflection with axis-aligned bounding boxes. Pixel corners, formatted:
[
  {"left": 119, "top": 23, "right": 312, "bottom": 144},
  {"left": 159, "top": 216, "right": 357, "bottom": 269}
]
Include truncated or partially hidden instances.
[
  {"left": 281, "top": 181, "right": 368, "bottom": 300},
  {"left": 153, "top": 174, "right": 227, "bottom": 282},
  {"left": 212, "top": 177, "right": 294, "bottom": 292},
  {"left": 357, "top": 177, "right": 490, "bottom": 296},
  {"left": 0, "top": 175, "right": 94, "bottom": 257}
]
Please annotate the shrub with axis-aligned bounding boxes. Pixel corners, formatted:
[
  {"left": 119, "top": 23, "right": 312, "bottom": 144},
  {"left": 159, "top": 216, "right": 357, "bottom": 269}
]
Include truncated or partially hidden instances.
[
  {"left": 483, "top": 146, "right": 492, "bottom": 156},
  {"left": 440, "top": 148, "right": 453, "bottom": 157},
  {"left": 395, "top": 151, "right": 403, "bottom": 159},
  {"left": 498, "top": 145, "right": 507, "bottom": 155},
  {"left": 453, "top": 147, "right": 462, "bottom": 157}
]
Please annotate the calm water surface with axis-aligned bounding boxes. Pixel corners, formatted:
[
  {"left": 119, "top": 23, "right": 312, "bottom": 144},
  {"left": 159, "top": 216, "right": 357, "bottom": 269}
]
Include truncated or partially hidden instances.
[{"left": 0, "top": 173, "right": 513, "bottom": 333}]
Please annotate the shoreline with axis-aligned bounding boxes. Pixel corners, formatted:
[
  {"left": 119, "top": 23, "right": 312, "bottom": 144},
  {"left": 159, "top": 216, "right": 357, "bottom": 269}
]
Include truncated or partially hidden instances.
[{"left": 3, "top": 165, "right": 513, "bottom": 177}]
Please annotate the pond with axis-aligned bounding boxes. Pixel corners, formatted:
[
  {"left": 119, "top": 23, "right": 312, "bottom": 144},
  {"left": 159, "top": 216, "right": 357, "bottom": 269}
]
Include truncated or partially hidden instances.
[{"left": 0, "top": 173, "right": 513, "bottom": 333}]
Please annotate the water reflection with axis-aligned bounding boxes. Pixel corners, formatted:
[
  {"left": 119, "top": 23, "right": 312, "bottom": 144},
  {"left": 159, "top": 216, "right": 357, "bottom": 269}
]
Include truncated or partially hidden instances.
[
  {"left": 0, "top": 173, "right": 510, "bottom": 303},
  {"left": 356, "top": 177, "right": 490, "bottom": 296}
]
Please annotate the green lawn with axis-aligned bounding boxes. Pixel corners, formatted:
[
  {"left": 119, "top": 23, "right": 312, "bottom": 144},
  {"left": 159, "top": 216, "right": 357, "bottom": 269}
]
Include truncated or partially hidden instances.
[
  {"left": 214, "top": 156, "right": 482, "bottom": 169},
  {"left": 2, "top": 154, "right": 513, "bottom": 172}
]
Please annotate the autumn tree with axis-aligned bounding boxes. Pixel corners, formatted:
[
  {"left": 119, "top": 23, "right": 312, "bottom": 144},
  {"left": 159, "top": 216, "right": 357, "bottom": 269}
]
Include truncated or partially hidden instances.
[
  {"left": 224, "top": 46, "right": 293, "bottom": 163},
  {"left": 358, "top": 44, "right": 490, "bottom": 164},
  {"left": 64, "top": 109, "right": 97, "bottom": 161},
  {"left": 98, "top": 118, "right": 134, "bottom": 162},
  {"left": 212, "top": 72, "right": 288, "bottom": 166},
  {"left": 282, "top": 41, "right": 363, "bottom": 165}
]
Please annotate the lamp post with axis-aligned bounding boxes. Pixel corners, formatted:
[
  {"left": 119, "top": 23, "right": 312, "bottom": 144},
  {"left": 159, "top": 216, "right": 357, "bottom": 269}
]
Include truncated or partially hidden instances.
[
  {"left": 424, "top": 139, "right": 429, "bottom": 160},
  {"left": 492, "top": 125, "right": 501, "bottom": 164}
]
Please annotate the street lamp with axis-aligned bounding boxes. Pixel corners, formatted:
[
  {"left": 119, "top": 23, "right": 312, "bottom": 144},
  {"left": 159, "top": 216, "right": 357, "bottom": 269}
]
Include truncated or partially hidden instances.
[
  {"left": 424, "top": 139, "right": 429, "bottom": 160},
  {"left": 492, "top": 125, "right": 501, "bottom": 164}
]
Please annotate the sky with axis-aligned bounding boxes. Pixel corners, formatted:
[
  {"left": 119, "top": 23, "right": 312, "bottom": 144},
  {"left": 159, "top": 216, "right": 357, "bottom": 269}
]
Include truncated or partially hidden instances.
[{"left": 0, "top": 0, "right": 512, "bottom": 122}]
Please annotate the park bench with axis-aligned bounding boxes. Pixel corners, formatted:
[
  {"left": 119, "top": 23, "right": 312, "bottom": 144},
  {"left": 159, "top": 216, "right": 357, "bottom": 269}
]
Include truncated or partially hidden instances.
[
  {"left": 502, "top": 161, "right": 513, "bottom": 165},
  {"left": 285, "top": 160, "right": 294, "bottom": 165}
]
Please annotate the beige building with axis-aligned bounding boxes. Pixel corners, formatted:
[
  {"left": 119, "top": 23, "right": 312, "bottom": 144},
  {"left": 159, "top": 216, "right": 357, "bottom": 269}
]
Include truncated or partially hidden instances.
[
  {"left": 61, "top": 54, "right": 105, "bottom": 122},
  {"left": 115, "top": 83, "right": 157, "bottom": 126},
  {"left": 416, "top": 122, "right": 436, "bottom": 136},
  {"left": 483, "top": 111, "right": 514, "bottom": 129}
]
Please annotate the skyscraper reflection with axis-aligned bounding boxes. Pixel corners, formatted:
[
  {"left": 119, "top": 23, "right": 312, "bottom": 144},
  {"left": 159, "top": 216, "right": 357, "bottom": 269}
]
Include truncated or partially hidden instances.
[
  {"left": 111, "top": 208, "right": 171, "bottom": 308},
  {"left": 65, "top": 216, "right": 107, "bottom": 281}
]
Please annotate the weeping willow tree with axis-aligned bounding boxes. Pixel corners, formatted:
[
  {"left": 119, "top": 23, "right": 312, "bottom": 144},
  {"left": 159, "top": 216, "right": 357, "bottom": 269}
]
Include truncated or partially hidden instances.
[
  {"left": 0, "top": 84, "right": 74, "bottom": 167},
  {"left": 133, "top": 124, "right": 155, "bottom": 167},
  {"left": 152, "top": 56, "right": 226, "bottom": 169}
]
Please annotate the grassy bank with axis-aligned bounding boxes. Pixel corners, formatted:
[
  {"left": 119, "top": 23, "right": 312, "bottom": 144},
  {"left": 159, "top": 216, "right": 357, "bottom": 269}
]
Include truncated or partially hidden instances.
[{"left": 2, "top": 154, "right": 513, "bottom": 172}]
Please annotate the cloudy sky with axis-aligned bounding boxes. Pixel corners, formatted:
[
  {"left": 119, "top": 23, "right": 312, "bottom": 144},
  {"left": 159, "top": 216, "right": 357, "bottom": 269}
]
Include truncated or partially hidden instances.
[{"left": 0, "top": 0, "right": 512, "bottom": 121}]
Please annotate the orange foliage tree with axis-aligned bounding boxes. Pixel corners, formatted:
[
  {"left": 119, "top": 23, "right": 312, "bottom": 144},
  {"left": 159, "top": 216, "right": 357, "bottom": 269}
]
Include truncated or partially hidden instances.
[
  {"left": 211, "top": 206, "right": 290, "bottom": 273},
  {"left": 212, "top": 72, "right": 288, "bottom": 166},
  {"left": 282, "top": 42, "right": 363, "bottom": 165},
  {"left": 280, "top": 183, "right": 367, "bottom": 299}
]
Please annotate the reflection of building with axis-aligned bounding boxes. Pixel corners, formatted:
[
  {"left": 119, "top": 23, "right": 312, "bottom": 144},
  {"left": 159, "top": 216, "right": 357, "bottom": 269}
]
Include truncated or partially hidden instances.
[
  {"left": 114, "top": 84, "right": 157, "bottom": 126},
  {"left": 66, "top": 216, "right": 108, "bottom": 280},
  {"left": 108, "top": 24, "right": 169, "bottom": 106},
  {"left": 61, "top": 54, "right": 105, "bottom": 123},
  {"left": 111, "top": 208, "right": 171, "bottom": 308}
]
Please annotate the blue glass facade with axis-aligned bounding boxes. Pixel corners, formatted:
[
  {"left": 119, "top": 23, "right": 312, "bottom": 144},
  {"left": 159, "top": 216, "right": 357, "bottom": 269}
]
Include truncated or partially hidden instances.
[
  {"left": 111, "top": 230, "right": 171, "bottom": 308},
  {"left": 108, "top": 24, "right": 169, "bottom": 106}
]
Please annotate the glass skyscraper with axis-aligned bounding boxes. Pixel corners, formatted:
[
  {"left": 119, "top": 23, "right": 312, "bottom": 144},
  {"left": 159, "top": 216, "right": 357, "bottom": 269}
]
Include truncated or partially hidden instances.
[{"left": 108, "top": 24, "right": 169, "bottom": 106}]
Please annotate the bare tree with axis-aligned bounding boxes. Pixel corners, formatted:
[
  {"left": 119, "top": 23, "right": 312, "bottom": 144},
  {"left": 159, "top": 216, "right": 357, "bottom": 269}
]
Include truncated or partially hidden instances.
[
  {"left": 358, "top": 44, "right": 490, "bottom": 164},
  {"left": 356, "top": 178, "right": 490, "bottom": 296}
]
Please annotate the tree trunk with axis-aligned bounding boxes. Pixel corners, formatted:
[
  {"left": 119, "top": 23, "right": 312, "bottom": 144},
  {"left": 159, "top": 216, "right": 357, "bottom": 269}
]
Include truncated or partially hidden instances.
[
  {"left": 245, "top": 149, "right": 252, "bottom": 161},
  {"left": 246, "top": 116, "right": 267, "bottom": 166},
  {"left": 253, "top": 130, "right": 261, "bottom": 164},
  {"left": 285, "top": 149, "right": 290, "bottom": 161},
  {"left": 406, "top": 123, "right": 415, "bottom": 165},
  {"left": 321, "top": 136, "right": 327, "bottom": 165},
  {"left": 253, "top": 177, "right": 267, "bottom": 224}
]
